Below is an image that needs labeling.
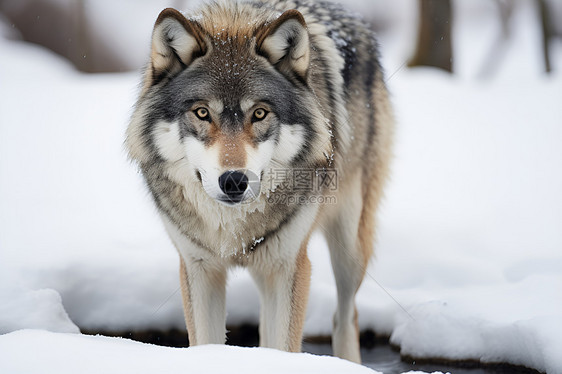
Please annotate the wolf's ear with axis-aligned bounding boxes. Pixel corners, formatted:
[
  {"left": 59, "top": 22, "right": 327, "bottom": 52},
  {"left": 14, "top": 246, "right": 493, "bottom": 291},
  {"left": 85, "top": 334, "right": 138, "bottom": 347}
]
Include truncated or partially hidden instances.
[
  {"left": 149, "top": 8, "right": 207, "bottom": 84},
  {"left": 256, "top": 10, "right": 310, "bottom": 80}
]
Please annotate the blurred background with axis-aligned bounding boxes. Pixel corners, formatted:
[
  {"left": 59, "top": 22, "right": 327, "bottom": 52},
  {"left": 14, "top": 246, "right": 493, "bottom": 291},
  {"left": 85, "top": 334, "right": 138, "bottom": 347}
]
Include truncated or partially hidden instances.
[{"left": 1, "top": 0, "right": 561, "bottom": 75}]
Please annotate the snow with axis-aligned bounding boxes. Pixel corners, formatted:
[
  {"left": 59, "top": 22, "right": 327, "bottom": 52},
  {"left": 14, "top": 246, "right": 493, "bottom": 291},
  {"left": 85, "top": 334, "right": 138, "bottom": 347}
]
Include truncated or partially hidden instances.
[
  {"left": 0, "top": 330, "right": 380, "bottom": 374},
  {"left": 1, "top": 1, "right": 562, "bottom": 374},
  {"left": 0, "top": 283, "right": 79, "bottom": 334}
]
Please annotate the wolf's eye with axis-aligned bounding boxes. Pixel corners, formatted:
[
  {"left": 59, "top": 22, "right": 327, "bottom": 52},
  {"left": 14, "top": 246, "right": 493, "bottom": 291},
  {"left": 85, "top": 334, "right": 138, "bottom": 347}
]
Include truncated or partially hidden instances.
[
  {"left": 194, "top": 108, "right": 210, "bottom": 120},
  {"left": 252, "top": 108, "right": 268, "bottom": 122}
]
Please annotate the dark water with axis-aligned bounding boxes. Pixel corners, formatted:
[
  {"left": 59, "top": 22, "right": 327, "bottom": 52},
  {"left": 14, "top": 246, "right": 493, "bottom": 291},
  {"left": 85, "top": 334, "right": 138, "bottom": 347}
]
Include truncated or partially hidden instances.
[{"left": 302, "top": 342, "right": 523, "bottom": 374}]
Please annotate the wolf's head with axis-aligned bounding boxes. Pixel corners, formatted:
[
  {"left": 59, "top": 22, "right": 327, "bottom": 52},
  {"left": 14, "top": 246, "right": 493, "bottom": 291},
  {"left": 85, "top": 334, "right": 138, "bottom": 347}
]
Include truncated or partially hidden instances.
[{"left": 127, "top": 6, "right": 331, "bottom": 206}]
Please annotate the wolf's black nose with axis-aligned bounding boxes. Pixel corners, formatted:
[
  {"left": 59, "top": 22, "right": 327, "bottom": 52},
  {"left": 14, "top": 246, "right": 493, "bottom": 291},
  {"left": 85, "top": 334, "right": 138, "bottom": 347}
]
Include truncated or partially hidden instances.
[{"left": 218, "top": 171, "right": 249, "bottom": 197}]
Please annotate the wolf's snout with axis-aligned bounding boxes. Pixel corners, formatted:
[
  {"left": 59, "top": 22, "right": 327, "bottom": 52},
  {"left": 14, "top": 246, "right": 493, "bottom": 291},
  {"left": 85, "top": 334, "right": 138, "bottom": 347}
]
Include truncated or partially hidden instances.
[{"left": 219, "top": 171, "right": 249, "bottom": 198}]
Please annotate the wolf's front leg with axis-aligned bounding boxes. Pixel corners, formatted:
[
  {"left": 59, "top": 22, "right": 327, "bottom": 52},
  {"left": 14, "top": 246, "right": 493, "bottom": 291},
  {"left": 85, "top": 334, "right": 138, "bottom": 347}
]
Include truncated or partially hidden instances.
[
  {"left": 249, "top": 237, "right": 311, "bottom": 352},
  {"left": 179, "top": 255, "right": 227, "bottom": 346}
]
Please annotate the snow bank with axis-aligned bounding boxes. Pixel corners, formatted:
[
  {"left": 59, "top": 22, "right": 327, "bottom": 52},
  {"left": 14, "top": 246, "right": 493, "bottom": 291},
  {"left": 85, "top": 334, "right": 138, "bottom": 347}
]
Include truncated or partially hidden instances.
[
  {"left": 0, "top": 281, "right": 79, "bottom": 334},
  {"left": 0, "top": 330, "right": 380, "bottom": 374},
  {"left": 391, "top": 301, "right": 562, "bottom": 373}
]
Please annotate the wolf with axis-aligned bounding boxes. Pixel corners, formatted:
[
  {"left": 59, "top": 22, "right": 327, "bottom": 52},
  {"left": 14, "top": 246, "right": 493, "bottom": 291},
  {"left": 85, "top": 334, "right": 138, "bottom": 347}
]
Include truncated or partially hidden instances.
[{"left": 126, "top": 0, "right": 393, "bottom": 363}]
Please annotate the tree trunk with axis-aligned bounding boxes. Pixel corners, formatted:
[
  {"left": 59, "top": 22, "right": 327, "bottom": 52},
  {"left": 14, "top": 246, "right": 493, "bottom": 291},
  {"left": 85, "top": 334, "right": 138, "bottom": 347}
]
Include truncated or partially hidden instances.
[
  {"left": 537, "top": 0, "right": 552, "bottom": 73},
  {"left": 408, "top": 0, "right": 453, "bottom": 73}
]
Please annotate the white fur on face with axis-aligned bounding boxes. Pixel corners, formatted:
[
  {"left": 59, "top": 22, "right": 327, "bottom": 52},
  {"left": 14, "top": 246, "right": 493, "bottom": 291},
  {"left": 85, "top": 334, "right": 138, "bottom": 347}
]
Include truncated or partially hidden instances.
[
  {"left": 208, "top": 99, "right": 224, "bottom": 115},
  {"left": 240, "top": 98, "right": 256, "bottom": 113},
  {"left": 183, "top": 137, "right": 223, "bottom": 199},
  {"left": 246, "top": 140, "right": 275, "bottom": 176},
  {"left": 272, "top": 124, "right": 306, "bottom": 165},
  {"left": 153, "top": 120, "right": 185, "bottom": 162}
]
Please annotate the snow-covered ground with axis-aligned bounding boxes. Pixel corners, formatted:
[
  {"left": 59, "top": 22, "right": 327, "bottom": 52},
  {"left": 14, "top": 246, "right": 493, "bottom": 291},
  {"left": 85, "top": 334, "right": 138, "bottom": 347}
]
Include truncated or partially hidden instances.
[
  {"left": 0, "top": 330, "right": 384, "bottom": 374},
  {"left": 1, "top": 1, "right": 561, "bottom": 373}
]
